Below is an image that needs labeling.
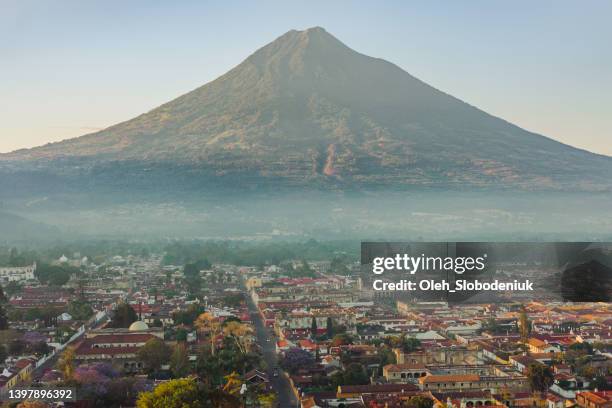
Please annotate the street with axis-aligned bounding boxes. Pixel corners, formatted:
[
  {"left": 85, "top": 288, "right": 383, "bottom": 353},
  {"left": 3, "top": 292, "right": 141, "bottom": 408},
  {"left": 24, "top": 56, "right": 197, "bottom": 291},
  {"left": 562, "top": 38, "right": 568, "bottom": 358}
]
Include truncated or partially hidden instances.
[{"left": 246, "top": 293, "right": 299, "bottom": 408}]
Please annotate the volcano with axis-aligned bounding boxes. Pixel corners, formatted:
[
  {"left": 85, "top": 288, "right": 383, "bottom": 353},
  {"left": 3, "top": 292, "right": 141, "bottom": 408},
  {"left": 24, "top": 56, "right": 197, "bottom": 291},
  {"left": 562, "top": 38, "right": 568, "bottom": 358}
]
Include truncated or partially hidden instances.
[{"left": 2, "top": 27, "right": 611, "bottom": 194}]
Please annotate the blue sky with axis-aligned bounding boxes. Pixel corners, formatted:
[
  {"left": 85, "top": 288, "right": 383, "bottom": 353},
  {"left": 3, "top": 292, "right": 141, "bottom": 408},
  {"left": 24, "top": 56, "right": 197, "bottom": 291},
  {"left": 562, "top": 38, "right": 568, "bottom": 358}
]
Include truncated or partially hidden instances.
[{"left": 1, "top": 0, "right": 610, "bottom": 154}]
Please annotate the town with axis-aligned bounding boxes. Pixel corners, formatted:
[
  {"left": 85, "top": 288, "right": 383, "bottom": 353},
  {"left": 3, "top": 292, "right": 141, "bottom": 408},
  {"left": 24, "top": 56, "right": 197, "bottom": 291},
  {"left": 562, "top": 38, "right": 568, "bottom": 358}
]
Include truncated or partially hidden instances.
[{"left": 0, "top": 243, "right": 610, "bottom": 408}]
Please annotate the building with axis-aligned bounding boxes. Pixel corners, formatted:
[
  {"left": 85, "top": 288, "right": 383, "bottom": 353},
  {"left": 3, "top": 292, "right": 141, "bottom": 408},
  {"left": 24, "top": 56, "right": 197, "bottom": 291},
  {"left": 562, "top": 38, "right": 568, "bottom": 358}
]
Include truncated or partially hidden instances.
[
  {"left": 336, "top": 383, "right": 419, "bottom": 398},
  {"left": 383, "top": 363, "right": 429, "bottom": 382},
  {"left": 0, "top": 263, "right": 36, "bottom": 283},
  {"left": 74, "top": 321, "right": 163, "bottom": 372},
  {"left": 418, "top": 373, "right": 529, "bottom": 392},
  {"left": 576, "top": 391, "right": 612, "bottom": 408}
]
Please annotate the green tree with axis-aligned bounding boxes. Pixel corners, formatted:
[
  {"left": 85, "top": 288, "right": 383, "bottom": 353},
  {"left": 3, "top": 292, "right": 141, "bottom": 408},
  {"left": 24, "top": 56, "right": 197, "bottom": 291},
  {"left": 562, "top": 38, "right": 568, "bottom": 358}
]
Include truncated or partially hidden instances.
[
  {"left": 173, "top": 304, "right": 205, "bottom": 325},
  {"left": 330, "top": 257, "right": 349, "bottom": 275},
  {"left": 406, "top": 396, "right": 434, "bottom": 408},
  {"left": 136, "top": 377, "right": 240, "bottom": 408},
  {"left": 311, "top": 316, "right": 318, "bottom": 339},
  {"left": 294, "top": 259, "right": 316, "bottom": 277},
  {"left": 527, "top": 363, "right": 554, "bottom": 392},
  {"left": 170, "top": 343, "right": 190, "bottom": 378},
  {"left": 0, "top": 304, "right": 8, "bottom": 330},
  {"left": 4, "top": 281, "right": 21, "bottom": 296},
  {"left": 110, "top": 303, "right": 138, "bottom": 328},
  {"left": 331, "top": 363, "right": 370, "bottom": 387},
  {"left": 343, "top": 362, "right": 369, "bottom": 385},
  {"left": 0, "top": 344, "right": 7, "bottom": 364},
  {"left": 175, "top": 328, "right": 187, "bottom": 341},
  {"left": 9, "top": 339, "right": 25, "bottom": 355},
  {"left": 196, "top": 347, "right": 222, "bottom": 386},
  {"left": 401, "top": 336, "right": 421, "bottom": 353},
  {"left": 519, "top": 307, "right": 531, "bottom": 347},
  {"left": 258, "top": 393, "right": 277, "bottom": 408},
  {"left": 183, "top": 263, "right": 199, "bottom": 277},
  {"left": 138, "top": 338, "right": 171, "bottom": 374},
  {"left": 136, "top": 378, "right": 201, "bottom": 408},
  {"left": 68, "top": 300, "right": 93, "bottom": 321},
  {"left": 569, "top": 342, "right": 593, "bottom": 355},
  {"left": 34, "top": 263, "right": 77, "bottom": 286},
  {"left": 326, "top": 317, "right": 334, "bottom": 339},
  {"left": 377, "top": 346, "right": 396, "bottom": 375}
]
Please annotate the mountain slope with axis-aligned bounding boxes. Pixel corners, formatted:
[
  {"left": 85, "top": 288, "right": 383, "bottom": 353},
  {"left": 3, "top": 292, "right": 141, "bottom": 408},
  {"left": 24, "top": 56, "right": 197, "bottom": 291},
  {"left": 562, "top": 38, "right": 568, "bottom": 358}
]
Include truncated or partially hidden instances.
[{"left": 2, "top": 27, "right": 611, "bottom": 191}]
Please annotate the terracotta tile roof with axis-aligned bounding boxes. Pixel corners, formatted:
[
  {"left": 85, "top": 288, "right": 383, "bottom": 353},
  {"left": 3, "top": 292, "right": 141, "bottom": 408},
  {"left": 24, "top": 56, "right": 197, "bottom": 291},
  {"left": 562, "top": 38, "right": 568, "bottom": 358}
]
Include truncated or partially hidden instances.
[
  {"left": 87, "top": 333, "right": 156, "bottom": 344},
  {"left": 384, "top": 363, "right": 427, "bottom": 372},
  {"left": 338, "top": 383, "right": 418, "bottom": 394},
  {"left": 14, "top": 359, "right": 34, "bottom": 370},
  {"left": 420, "top": 374, "right": 480, "bottom": 384}
]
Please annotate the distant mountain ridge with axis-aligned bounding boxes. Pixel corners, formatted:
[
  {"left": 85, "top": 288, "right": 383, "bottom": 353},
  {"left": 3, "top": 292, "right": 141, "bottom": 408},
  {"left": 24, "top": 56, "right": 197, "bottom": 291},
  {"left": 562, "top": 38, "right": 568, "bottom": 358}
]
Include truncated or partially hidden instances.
[{"left": 2, "top": 27, "right": 612, "bottom": 191}]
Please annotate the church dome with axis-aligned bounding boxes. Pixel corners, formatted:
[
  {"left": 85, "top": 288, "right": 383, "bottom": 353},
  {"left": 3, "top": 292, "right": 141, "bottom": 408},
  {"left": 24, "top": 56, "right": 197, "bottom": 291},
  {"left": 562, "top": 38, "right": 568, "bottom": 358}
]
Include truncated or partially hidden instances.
[{"left": 128, "top": 320, "right": 149, "bottom": 331}]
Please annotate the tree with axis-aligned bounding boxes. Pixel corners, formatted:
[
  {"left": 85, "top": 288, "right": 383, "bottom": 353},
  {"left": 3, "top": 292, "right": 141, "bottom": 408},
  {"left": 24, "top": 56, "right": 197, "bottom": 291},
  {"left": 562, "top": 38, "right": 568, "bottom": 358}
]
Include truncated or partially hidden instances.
[
  {"left": 195, "top": 312, "right": 221, "bottom": 356},
  {"left": 519, "top": 307, "right": 531, "bottom": 347},
  {"left": 569, "top": 342, "right": 593, "bottom": 355},
  {"left": 0, "top": 344, "right": 7, "bottom": 364},
  {"left": 183, "top": 263, "right": 200, "bottom": 278},
  {"left": 17, "top": 401, "right": 50, "bottom": 408},
  {"left": 136, "top": 378, "right": 201, "bottom": 408},
  {"left": 136, "top": 377, "right": 240, "bottom": 408},
  {"left": 0, "top": 304, "right": 8, "bottom": 330},
  {"left": 68, "top": 300, "right": 93, "bottom": 321},
  {"left": 4, "top": 281, "right": 21, "bottom": 296},
  {"left": 311, "top": 316, "right": 318, "bottom": 339},
  {"left": 331, "top": 333, "right": 353, "bottom": 347},
  {"left": 170, "top": 343, "right": 190, "bottom": 378},
  {"left": 57, "top": 346, "right": 76, "bottom": 380},
  {"left": 31, "top": 341, "right": 52, "bottom": 356},
  {"left": 175, "top": 328, "right": 188, "bottom": 341},
  {"left": 483, "top": 317, "right": 500, "bottom": 334},
  {"left": 196, "top": 347, "right": 222, "bottom": 386},
  {"left": 9, "top": 339, "right": 25, "bottom": 355},
  {"left": 0, "top": 285, "right": 7, "bottom": 303},
  {"left": 281, "top": 348, "right": 315, "bottom": 374},
  {"left": 183, "top": 263, "right": 202, "bottom": 295},
  {"left": 222, "top": 294, "right": 244, "bottom": 308},
  {"left": 223, "top": 321, "right": 251, "bottom": 355},
  {"left": 377, "top": 346, "right": 396, "bottom": 375},
  {"left": 258, "top": 393, "right": 277, "bottom": 408},
  {"left": 406, "top": 396, "right": 434, "bottom": 408},
  {"left": 110, "top": 303, "right": 138, "bottom": 328},
  {"left": 138, "top": 338, "right": 171, "bottom": 374},
  {"left": 34, "top": 263, "right": 77, "bottom": 286},
  {"left": 342, "top": 362, "right": 370, "bottom": 385},
  {"left": 222, "top": 372, "right": 242, "bottom": 396},
  {"left": 400, "top": 336, "right": 421, "bottom": 353},
  {"left": 330, "top": 257, "right": 349, "bottom": 275},
  {"left": 527, "top": 363, "right": 554, "bottom": 392},
  {"left": 295, "top": 259, "right": 316, "bottom": 277},
  {"left": 173, "top": 304, "right": 206, "bottom": 326},
  {"left": 326, "top": 317, "right": 334, "bottom": 339}
]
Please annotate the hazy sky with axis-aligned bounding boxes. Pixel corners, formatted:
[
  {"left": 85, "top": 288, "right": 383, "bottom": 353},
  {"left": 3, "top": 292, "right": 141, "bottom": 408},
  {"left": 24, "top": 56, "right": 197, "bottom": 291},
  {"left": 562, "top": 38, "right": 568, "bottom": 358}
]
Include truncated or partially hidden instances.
[{"left": 1, "top": 1, "right": 611, "bottom": 155}]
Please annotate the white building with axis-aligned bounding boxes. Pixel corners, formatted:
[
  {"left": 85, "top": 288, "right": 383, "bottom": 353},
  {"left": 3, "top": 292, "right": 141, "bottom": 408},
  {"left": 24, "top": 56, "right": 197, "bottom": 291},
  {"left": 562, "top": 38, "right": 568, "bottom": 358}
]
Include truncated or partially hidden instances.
[{"left": 0, "top": 263, "right": 36, "bottom": 283}]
